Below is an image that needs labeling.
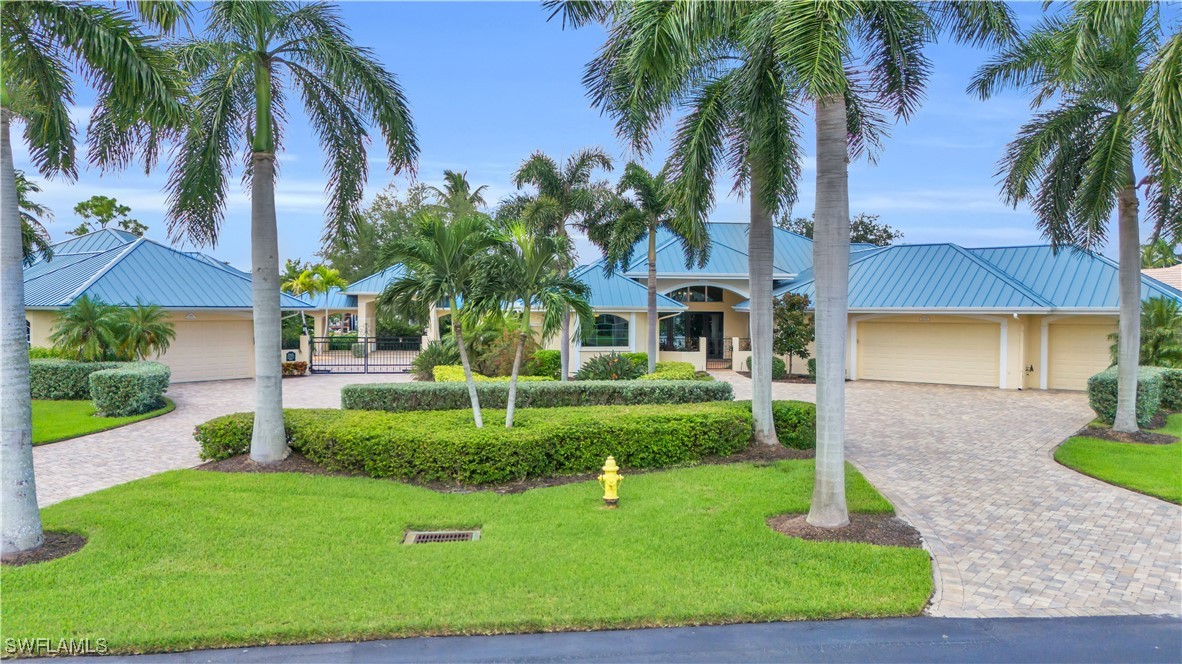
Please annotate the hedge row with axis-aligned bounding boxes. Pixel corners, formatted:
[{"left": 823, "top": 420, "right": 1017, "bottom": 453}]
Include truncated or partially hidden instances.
[
  {"left": 639, "top": 360, "right": 696, "bottom": 381},
  {"left": 1086, "top": 366, "right": 1179, "bottom": 426},
  {"left": 30, "top": 360, "right": 123, "bottom": 400},
  {"left": 432, "top": 365, "right": 554, "bottom": 383},
  {"left": 89, "top": 362, "right": 171, "bottom": 416},
  {"left": 342, "top": 379, "right": 734, "bottom": 412},
  {"left": 195, "top": 400, "right": 816, "bottom": 484}
]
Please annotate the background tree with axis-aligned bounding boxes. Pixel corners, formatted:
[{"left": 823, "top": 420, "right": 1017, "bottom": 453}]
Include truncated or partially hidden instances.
[
  {"left": 589, "top": 162, "right": 708, "bottom": 374},
  {"left": 1110, "top": 297, "right": 1182, "bottom": 369},
  {"left": 1, "top": 0, "right": 186, "bottom": 556},
  {"left": 1141, "top": 239, "right": 1180, "bottom": 269},
  {"left": 319, "top": 182, "right": 431, "bottom": 280},
  {"left": 772, "top": 293, "right": 814, "bottom": 375},
  {"left": 15, "top": 170, "right": 54, "bottom": 265},
  {"left": 971, "top": 1, "right": 1182, "bottom": 433},
  {"left": 118, "top": 302, "right": 176, "bottom": 360},
  {"left": 510, "top": 147, "right": 613, "bottom": 380},
  {"left": 429, "top": 170, "right": 489, "bottom": 217},
  {"left": 776, "top": 212, "right": 903, "bottom": 246},
  {"left": 380, "top": 214, "right": 497, "bottom": 427},
  {"left": 70, "top": 195, "right": 147, "bottom": 236},
  {"left": 284, "top": 264, "right": 349, "bottom": 335},
  {"left": 168, "top": 1, "right": 417, "bottom": 463}
]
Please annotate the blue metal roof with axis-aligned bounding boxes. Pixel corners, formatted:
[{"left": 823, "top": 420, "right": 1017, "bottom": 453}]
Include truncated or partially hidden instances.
[
  {"left": 971, "top": 245, "right": 1182, "bottom": 308},
  {"left": 46, "top": 228, "right": 140, "bottom": 256},
  {"left": 573, "top": 263, "right": 686, "bottom": 311},
  {"left": 25, "top": 237, "right": 314, "bottom": 309},
  {"left": 300, "top": 286, "right": 358, "bottom": 310},
  {"left": 184, "top": 251, "right": 251, "bottom": 278},
  {"left": 344, "top": 265, "right": 406, "bottom": 294},
  {"left": 621, "top": 222, "right": 813, "bottom": 278},
  {"left": 851, "top": 242, "right": 880, "bottom": 252}
]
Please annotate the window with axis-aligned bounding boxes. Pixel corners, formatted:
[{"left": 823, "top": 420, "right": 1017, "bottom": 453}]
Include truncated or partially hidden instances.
[
  {"left": 669, "top": 285, "right": 724, "bottom": 302},
  {"left": 583, "top": 314, "right": 629, "bottom": 347}
]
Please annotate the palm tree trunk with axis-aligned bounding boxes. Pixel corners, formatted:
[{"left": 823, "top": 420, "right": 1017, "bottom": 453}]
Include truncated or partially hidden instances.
[
  {"left": 249, "top": 153, "right": 288, "bottom": 463},
  {"left": 1113, "top": 171, "right": 1142, "bottom": 433},
  {"left": 506, "top": 307, "right": 530, "bottom": 428},
  {"left": 452, "top": 298, "right": 484, "bottom": 428},
  {"left": 748, "top": 163, "right": 779, "bottom": 446},
  {"left": 0, "top": 109, "right": 43, "bottom": 556},
  {"left": 646, "top": 223, "right": 658, "bottom": 374},
  {"left": 807, "top": 94, "right": 850, "bottom": 528},
  {"left": 560, "top": 313, "right": 571, "bottom": 381}
]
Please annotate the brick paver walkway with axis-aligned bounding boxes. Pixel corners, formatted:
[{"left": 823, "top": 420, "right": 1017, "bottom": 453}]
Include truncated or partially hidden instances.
[
  {"left": 718, "top": 371, "right": 1181, "bottom": 619},
  {"left": 32, "top": 373, "right": 412, "bottom": 506}
]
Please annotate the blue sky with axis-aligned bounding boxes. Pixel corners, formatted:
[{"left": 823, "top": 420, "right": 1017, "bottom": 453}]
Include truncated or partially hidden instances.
[{"left": 13, "top": 1, "right": 1158, "bottom": 270}]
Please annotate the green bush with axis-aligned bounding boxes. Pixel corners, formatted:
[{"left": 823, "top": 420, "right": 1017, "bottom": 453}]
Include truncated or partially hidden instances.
[
  {"left": 807, "top": 358, "right": 816, "bottom": 380},
  {"left": 433, "top": 365, "right": 553, "bottom": 383},
  {"left": 88, "top": 362, "right": 171, "bottom": 417},
  {"left": 640, "top": 367, "right": 695, "bottom": 380},
  {"left": 196, "top": 402, "right": 754, "bottom": 484},
  {"left": 1086, "top": 366, "right": 1167, "bottom": 426},
  {"left": 745, "top": 356, "right": 788, "bottom": 379},
  {"left": 621, "top": 352, "right": 648, "bottom": 371},
  {"left": 525, "top": 349, "right": 562, "bottom": 379},
  {"left": 574, "top": 352, "right": 645, "bottom": 381},
  {"left": 411, "top": 339, "right": 460, "bottom": 381},
  {"left": 29, "top": 346, "right": 68, "bottom": 360},
  {"left": 327, "top": 334, "right": 357, "bottom": 351},
  {"left": 1159, "top": 367, "right": 1182, "bottom": 412},
  {"left": 29, "top": 359, "right": 123, "bottom": 400},
  {"left": 351, "top": 343, "right": 367, "bottom": 358},
  {"left": 342, "top": 379, "right": 734, "bottom": 412},
  {"left": 771, "top": 401, "right": 816, "bottom": 449}
]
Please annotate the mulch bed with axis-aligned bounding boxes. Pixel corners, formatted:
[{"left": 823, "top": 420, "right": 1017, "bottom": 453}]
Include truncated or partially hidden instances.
[
  {"left": 767, "top": 513, "right": 924, "bottom": 549},
  {"left": 1076, "top": 426, "right": 1178, "bottom": 445},
  {"left": 198, "top": 445, "right": 814, "bottom": 495},
  {"left": 1, "top": 531, "right": 87, "bottom": 567},
  {"left": 735, "top": 371, "right": 814, "bottom": 384}
]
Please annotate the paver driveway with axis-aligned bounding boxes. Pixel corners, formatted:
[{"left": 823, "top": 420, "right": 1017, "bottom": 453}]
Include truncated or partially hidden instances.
[
  {"left": 719, "top": 372, "right": 1181, "bottom": 619},
  {"left": 31, "top": 373, "right": 413, "bottom": 507}
]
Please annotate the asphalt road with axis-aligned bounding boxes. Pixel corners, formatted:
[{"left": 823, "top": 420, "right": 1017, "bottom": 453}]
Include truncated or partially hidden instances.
[{"left": 86, "top": 615, "right": 1181, "bottom": 663}]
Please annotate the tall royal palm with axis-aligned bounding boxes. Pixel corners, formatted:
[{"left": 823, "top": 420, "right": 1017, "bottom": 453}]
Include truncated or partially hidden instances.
[
  {"left": 570, "top": 0, "right": 1014, "bottom": 527},
  {"left": 0, "top": 1, "right": 186, "bottom": 556},
  {"left": 971, "top": 1, "right": 1182, "bottom": 433},
  {"left": 380, "top": 214, "right": 498, "bottom": 427},
  {"left": 511, "top": 148, "right": 613, "bottom": 380},
  {"left": 591, "top": 162, "right": 708, "bottom": 374},
  {"left": 168, "top": 1, "right": 417, "bottom": 462}
]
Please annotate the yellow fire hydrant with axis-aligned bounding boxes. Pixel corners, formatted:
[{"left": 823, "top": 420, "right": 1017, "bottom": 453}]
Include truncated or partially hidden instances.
[{"left": 598, "top": 456, "right": 622, "bottom": 508}]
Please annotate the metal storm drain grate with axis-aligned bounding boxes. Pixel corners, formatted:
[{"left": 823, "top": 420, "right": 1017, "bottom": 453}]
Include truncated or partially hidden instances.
[{"left": 403, "top": 529, "right": 481, "bottom": 545}]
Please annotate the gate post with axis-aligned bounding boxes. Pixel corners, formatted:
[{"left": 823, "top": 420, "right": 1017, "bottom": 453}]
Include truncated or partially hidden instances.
[{"left": 364, "top": 337, "right": 369, "bottom": 373}]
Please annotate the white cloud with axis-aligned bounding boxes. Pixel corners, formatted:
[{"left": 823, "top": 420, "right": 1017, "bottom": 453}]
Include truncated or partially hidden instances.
[{"left": 851, "top": 187, "right": 1023, "bottom": 215}]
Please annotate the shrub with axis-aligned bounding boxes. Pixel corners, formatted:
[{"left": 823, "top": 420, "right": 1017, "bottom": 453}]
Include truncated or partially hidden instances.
[
  {"left": 1160, "top": 368, "right": 1182, "bottom": 412},
  {"left": 195, "top": 402, "right": 753, "bottom": 484},
  {"left": 525, "top": 349, "right": 562, "bottom": 379},
  {"left": 88, "top": 362, "right": 170, "bottom": 416},
  {"left": 29, "top": 359, "right": 123, "bottom": 400},
  {"left": 411, "top": 339, "right": 460, "bottom": 381},
  {"left": 1086, "top": 366, "right": 1166, "bottom": 426},
  {"left": 432, "top": 365, "right": 553, "bottom": 383},
  {"left": 351, "top": 343, "right": 367, "bottom": 358},
  {"left": 638, "top": 361, "right": 696, "bottom": 381},
  {"left": 342, "top": 379, "right": 734, "bottom": 412},
  {"left": 471, "top": 330, "right": 539, "bottom": 378},
  {"left": 745, "top": 356, "right": 788, "bottom": 379},
  {"left": 282, "top": 361, "right": 308, "bottom": 377},
  {"left": 574, "top": 352, "right": 645, "bottom": 381},
  {"left": 771, "top": 401, "right": 817, "bottom": 449},
  {"left": 326, "top": 334, "right": 357, "bottom": 351},
  {"left": 621, "top": 352, "right": 648, "bottom": 371},
  {"left": 807, "top": 358, "right": 816, "bottom": 380},
  {"left": 29, "top": 346, "right": 68, "bottom": 360}
]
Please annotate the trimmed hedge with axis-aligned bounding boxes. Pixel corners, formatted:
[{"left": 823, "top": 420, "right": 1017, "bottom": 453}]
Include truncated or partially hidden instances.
[
  {"left": 772, "top": 401, "right": 816, "bottom": 450},
  {"left": 745, "top": 356, "right": 788, "bottom": 380},
  {"left": 89, "top": 362, "right": 171, "bottom": 417},
  {"left": 639, "top": 360, "right": 696, "bottom": 381},
  {"left": 30, "top": 359, "right": 122, "bottom": 400},
  {"left": 342, "top": 379, "right": 734, "bottom": 412},
  {"left": 433, "top": 365, "right": 554, "bottom": 383},
  {"left": 29, "top": 346, "right": 69, "bottom": 360},
  {"left": 525, "top": 350, "right": 562, "bottom": 379},
  {"left": 1160, "top": 368, "right": 1182, "bottom": 412},
  {"left": 1086, "top": 366, "right": 1167, "bottom": 426},
  {"left": 575, "top": 352, "right": 645, "bottom": 381}
]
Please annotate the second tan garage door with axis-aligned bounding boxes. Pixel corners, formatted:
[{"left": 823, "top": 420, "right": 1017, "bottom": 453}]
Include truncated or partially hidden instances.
[
  {"left": 1046, "top": 322, "right": 1115, "bottom": 390},
  {"left": 857, "top": 321, "right": 1000, "bottom": 387},
  {"left": 158, "top": 320, "right": 254, "bottom": 382}
]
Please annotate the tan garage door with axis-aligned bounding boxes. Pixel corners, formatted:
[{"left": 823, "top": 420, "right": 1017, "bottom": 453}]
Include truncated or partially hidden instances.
[
  {"left": 858, "top": 321, "right": 1000, "bottom": 387},
  {"left": 1047, "top": 323, "right": 1115, "bottom": 390},
  {"left": 159, "top": 320, "right": 254, "bottom": 382}
]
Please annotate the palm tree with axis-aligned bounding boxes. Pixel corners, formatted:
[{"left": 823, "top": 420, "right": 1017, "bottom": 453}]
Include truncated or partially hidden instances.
[
  {"left": 590, "top": 162, "right": 708, "bottom": 374},
  {"left": 480, "top": 222, "right": 592, "bottom": 427},
  {"left": 119, "top": 302, "right": 177, "bottom": 361},
  {"left": 49, "top": 296, "right": 123, "bottom": 362},
  {"left": 167, "top": 1, "right": 418, "bottom": 463},
  {"left": 428, "top": 170, "right": 489, "bottom": 216},
  {"left": 15, "top": 171, "right": 54, "bottom": 265},
  {"left": 1, "top": 1, "right": 187, "bottom": 556},
  {"left": 283, "top": 265, "right": 349, "bottom": 336},
  {"left": 1142, "top": 239, "right": 1180, "bottom": 269},
  {"left": 380, "top": 214, "right": 498, "bottom": 427},
  {"left": 1110, "top": 297, "right": 1182, "bottom": 369},
  {"left": 570, "top": 0, "right": 1014, "bottom": 528},
  {"left": 511, "top": 148, "right": 614, "bottom": 380},
  {"left": 971, "top": 1, "right": 1182, "bottom": 433}
]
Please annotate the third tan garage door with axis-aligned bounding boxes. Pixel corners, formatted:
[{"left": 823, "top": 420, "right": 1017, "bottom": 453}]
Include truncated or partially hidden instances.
[
  {"left": 158, "top": 320, "right": 255, "bottom": 382},
  {"left": 1046, "top": 322, "right": 1115, "bottom": 390},
  {"left": 857, "top": 321, "right": 1000, "bottom": 387}
]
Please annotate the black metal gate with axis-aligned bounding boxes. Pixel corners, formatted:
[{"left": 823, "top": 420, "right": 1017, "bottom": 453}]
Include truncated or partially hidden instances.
[{"left": 309, "top": 336, "right": 421, "bottom": 374}]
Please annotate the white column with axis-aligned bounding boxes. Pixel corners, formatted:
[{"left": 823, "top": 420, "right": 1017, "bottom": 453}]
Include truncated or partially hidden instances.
[
  {"left": 848, "top": 318, "right": 858, "bottom": 381},
  {"left": 1040, "top": 318, "right": 1050, "bottom": 390},
  {"left": 628, "top": 312, "right": 636, "bottom": 351},
  {"left": 999, "top": 320, "right": 1008, "bottom": 390}
]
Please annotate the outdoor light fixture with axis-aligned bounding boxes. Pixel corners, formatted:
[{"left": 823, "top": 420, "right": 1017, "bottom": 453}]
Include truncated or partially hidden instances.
[{"left": 185, "top": 313, "right": 197, "bottom": 321}]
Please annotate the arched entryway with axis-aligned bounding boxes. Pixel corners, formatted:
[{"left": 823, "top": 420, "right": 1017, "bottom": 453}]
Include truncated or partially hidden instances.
[{"left": 658, "top": 282, "right": 750, "bottom": 369}]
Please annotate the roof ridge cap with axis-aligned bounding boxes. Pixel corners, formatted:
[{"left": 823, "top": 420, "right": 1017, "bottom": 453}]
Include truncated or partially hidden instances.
[
  {"left": 59, "top": 237, "right": 144, "bottom": 305},
  {"left": 945, "top": 244, "right": 1056, "bottom": 308}
]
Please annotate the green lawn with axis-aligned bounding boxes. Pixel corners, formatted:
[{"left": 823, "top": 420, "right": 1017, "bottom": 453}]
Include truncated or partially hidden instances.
[
  {"left": 1055, "top": 414, "right": 1182, "bottom": 504},
  {"left": 2, "top": 462, "right": 931, "bottom": 655},
  {"left": 32, "top": 399, "right": 175, "bottom": 445}
]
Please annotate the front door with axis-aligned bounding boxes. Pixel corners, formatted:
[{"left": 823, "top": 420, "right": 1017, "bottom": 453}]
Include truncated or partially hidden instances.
[{"left": 661, "top": 312, "right": 724, "bottom": 358}]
